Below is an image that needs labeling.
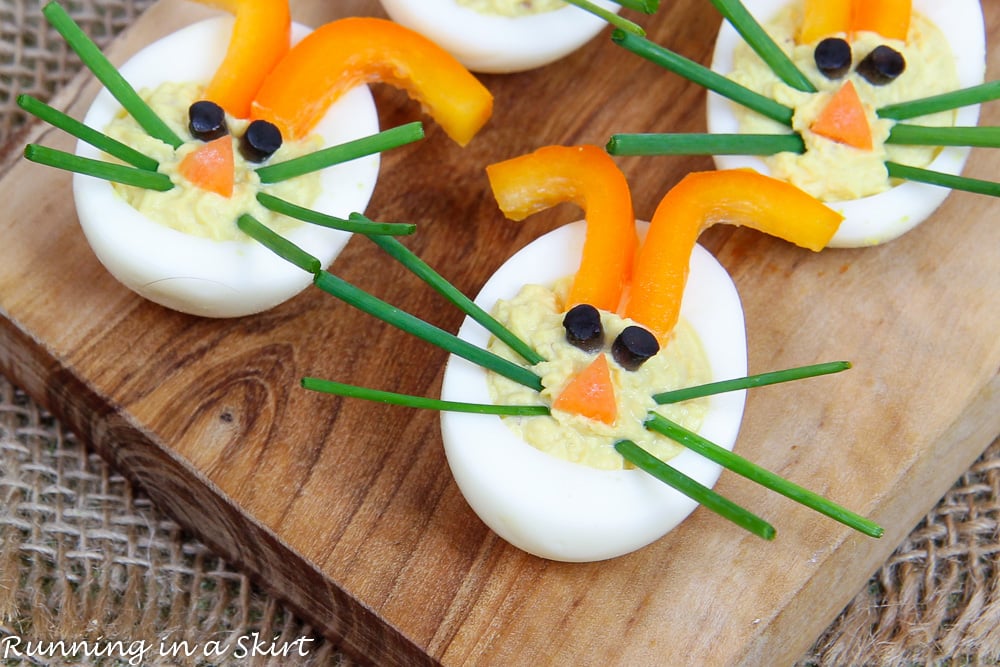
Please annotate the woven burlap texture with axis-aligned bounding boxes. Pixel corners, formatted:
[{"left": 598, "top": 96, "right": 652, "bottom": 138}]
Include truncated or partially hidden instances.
[
  {"left": 3, "top": 0, "right": 1000, "bottom": 665},
  {"left": 0, "top": 381, "right": 350, "bottom": 667},
  {"left": 1, "top": 0, "right": 150, "bottom": 139}
]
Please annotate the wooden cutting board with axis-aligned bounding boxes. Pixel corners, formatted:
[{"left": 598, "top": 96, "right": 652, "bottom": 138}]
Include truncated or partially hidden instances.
[{"left": 2, "top": 0, "right": 998, "bottom": 664}]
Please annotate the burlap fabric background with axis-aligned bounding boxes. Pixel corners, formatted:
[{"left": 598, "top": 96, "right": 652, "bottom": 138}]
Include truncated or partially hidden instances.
[{"left": 2, "top": 1, "right": 999, "bottom": 664}]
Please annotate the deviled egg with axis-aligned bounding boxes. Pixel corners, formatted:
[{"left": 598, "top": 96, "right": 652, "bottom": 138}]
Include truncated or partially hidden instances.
[
  {"left": 708, "top": 0, "right": 986, "bottom": 247},
  {"left": 440, "top": 221, "right": 748, "bottom": 561},
  {"left": 73, "top": 17, "right": 381, "bottom": 317},
  {"left": 378, "top": 0, "right": 622, "bottom": 73},
  {"left": 437, "top": 147, "right": 843, "bottom": 562}
]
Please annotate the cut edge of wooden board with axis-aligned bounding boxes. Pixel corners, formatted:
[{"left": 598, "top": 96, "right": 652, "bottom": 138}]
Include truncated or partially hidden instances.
[
  {"left": 0, "top": 313, "right": 434, "bottom": 667},
  {"left": 740, "top": 371, "right": 1000, "bottom": 666}
]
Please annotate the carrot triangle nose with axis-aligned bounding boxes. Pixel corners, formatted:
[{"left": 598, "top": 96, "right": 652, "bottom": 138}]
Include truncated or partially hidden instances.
[
  {"left": 178, "top": 135, "right": 235, "bottom": 198},
  {"left": 552, "top": 354, "right": 617, "bottom": 425},
  {"left": 809, "top": 80, "right": 873, "bottom": 151}
]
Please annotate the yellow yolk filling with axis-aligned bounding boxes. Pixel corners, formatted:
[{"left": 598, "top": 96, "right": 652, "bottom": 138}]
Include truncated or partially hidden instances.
[
  {"left": 104, "top": 81, "right": 322, "bottom": 241},
  {"left": 456, "top": 0, "right": 565, "bottom": 17},
  {"left": 728, "top": 4, "right": 960, "bottom": 201},
  {"left": 486, "top": 278, "right": 711, "bottom": 471}
]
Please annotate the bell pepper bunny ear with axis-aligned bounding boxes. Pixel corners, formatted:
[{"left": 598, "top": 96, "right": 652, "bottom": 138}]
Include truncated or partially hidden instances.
[
  {"left": 626, "top": 170, "right": 842, "bottom": 339},
  {"left": 250, "top": 17, "right": 493, "bottom": 145},
  {"left": 198, "top": 0, "right": 291, "bottom": 119},
  {"left": 799, "top": 0, "right": 911, "bottom": 44},
  {"left": 486, "top": 145, "right": 637, "bottom": 314}
]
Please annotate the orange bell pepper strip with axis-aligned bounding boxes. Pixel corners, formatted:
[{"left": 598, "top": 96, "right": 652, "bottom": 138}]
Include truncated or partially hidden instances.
[
  {"left": 177, "top": 135, "right": 235, "bottom": 198},
  {"left": 851, "top": 0, "right": 911, "bottom": 42},
  {"left": 799, "top": 0, "right": 911, "bottom": 44},
  {"left": 552, "top": 354, "right": 617, "bottom": 425},
  {"left": 799, "top": 0, "right": 852, "bottom": 44},
  {"left": 625, "top": 170, "right": 843, "bottom": 339},
  {"left": 249, "top": 17, "right": 493, "bottom": 145},
  {"left": 197, "top": 0, "right": 290, "bottom": 119},
  {"left": 810, "top": 81, "right": 873, "bottom": 150},
  {"left": 486, "top": 145, "right": 637, "bottom": 313}
]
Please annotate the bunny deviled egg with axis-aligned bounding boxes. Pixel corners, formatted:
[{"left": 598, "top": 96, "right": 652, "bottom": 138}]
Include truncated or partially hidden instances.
[
  {"left": 707, "top": 0, "right": 987, "bottom": 247},
  {"left": 74, "top": 16, "right": 381, "bottom": 317},
  {"left": 440, "top": 146, "right": 844, "bottom": 561},
  {"left": 378, "top": 0, "right": 622, "bottom": 73},
  {"left": 34, "top": 0, "right": 492, "bottom": 317},
  {"left": 441, "top": 223, "right": 749, "bottom": 561}
]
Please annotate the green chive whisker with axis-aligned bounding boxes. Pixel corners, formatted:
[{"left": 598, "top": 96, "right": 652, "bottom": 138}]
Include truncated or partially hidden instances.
[
  {"left": 24, "top": 143, "right": 173, "bottom": 190},
  {"left": 563, "top": 0, "right": 645, "bottom": 35},
  {"left": 18, "top": 94, "right": 159, "bottom": 171},
  {"left": 608, "top": 132, "right": 804, "bottom": 156},
  {"left": 886, "top": 124, "right": 1000, "bottom": 148},
  {"left": 654, "top": 361, "right": 851, "bottom": 404},
  {"left": 238, "top": 193, "right": 543, "bottom": 390},
  {"left": 255, "top": 195, "right": 544, "bottom": 366},
  {"left": 615, "top": 439, "right": 776, "bottom": 540},
  {"left": 312, "top": 270, "right": 543, "bottom": 391},
  {"left": 256, "top": 193, "right": 416, "bottom": 236},
  {"left": 644, "top": 414, "right": 883, "bottom": 537},
  {"left": 236, "top": 214, "right": 322, "bottom": 273},
  {"left": 709, "top": 0, "right": 815, "bottom": 93},
  {"left": 42, "top": 2, "right": 182, "bottom": 149},
  {"left": 255, "top": 121, "right": 425, "bottom": 184},
  {"left": 302, "top": 377, "right": 548, "bottom": 415},
  {"left": 612, "top": 29, "right": 794, "bottom": 126},
  {"left": 886, "top": 161, "right": 1000, "bottom": 197},
  {"left": 606, "top": 132, "right": 1000, "bottom": 198},
  {"left": 878, "top": 80, "right": 1000, "bottom": 120},
  {"left": 359, "top": 224, "right": 545, "bottom": 366}
]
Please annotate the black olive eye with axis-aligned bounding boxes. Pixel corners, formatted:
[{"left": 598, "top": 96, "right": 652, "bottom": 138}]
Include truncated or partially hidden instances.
[
  {"left": 856, "top": 45, "right": 906, "bottom": 85},
  {"left": 611, "top": 326, "right": 659, "bottom": 371},
  {"left": 239, "top": 119, "right": 283, "bottom": 162},
  {"left": 814, "top": 37, "right": 852, "bottom": 79},
  {"left": 188, "top": 100, "right": 228, "bottom": 141},
  {"left": 563, "top": 304, "right": 604, "bottom": 353}
]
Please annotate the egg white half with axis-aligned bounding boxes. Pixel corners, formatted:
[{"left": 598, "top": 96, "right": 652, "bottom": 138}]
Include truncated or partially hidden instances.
[
  {"left": 440, "top": 221, "right": 748, "bottom": 562},
  {"left": 707, "top": 0, "right": 986, "bottom": 247},
  {"left": 74, "top": 17, "right": 381, "bottom": 317},
  {"left": 378, "top": 0, "right": 621, "bottom": 73}
]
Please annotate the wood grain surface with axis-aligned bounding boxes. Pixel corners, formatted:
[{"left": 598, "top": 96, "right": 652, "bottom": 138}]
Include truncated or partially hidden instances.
[{"left": 1, "top": 0, "right": 998, "bottom": 664}]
